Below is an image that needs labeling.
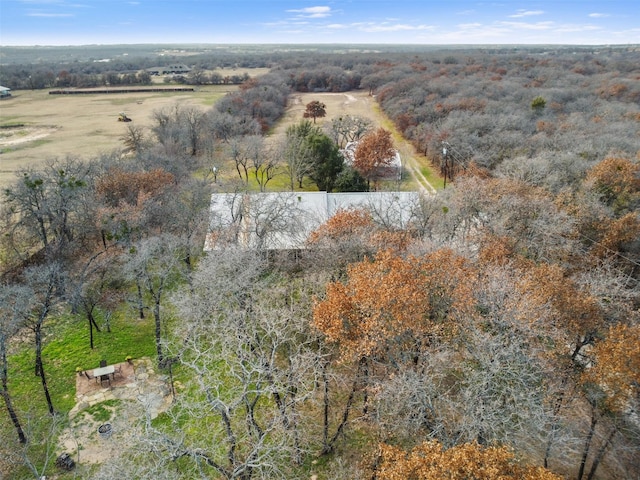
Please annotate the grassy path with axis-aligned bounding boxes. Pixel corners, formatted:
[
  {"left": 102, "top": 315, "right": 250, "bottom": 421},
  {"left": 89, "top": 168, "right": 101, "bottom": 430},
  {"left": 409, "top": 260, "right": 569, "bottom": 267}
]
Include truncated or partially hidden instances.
[
  {"left": 373, "top": 105, "right": 438, "bottom": 194},
  {"left": 271, "top": 90, "right": 440, "bottom": 194}
]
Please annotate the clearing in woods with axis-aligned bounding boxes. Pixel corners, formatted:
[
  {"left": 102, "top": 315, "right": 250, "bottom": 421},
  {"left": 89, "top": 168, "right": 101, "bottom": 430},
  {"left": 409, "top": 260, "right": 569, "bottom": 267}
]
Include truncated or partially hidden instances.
[
  {"left": 0, "top": 84, "right": 436, "bottom": 192},
  {"left": 272, "top": 91, "right": 436, "bottom": 193},
  {"left": 0, "top": 85, "right": 233, "bottom": 186}
]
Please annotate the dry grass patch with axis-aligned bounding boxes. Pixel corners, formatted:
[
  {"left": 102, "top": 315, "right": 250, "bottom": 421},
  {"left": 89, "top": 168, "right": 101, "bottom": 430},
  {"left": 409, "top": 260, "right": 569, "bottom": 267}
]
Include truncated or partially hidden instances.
[
  {"left": 0, "top": 85, "right": 237, "bottom": 187},
  {"left": 268, "top": 90, "right": 438, "bottom": 192}
]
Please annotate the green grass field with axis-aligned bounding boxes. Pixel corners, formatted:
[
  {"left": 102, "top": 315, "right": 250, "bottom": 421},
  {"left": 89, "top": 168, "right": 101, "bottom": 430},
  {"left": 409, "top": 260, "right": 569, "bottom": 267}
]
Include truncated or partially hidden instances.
[{"left": 8, "top": 308, "right": 156, "bottom": 415}]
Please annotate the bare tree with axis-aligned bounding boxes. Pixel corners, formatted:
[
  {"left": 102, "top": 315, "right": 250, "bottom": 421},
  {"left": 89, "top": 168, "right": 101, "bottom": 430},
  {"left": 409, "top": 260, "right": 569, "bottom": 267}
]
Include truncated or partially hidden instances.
[
  {"left": 328, "top": 115, "right": 371, "bottom": 148},
  {"left": 134, "top": 251, "right": 326, "bottom": 478},
  {"left": 206, "top": 110, "right": 261, "bottom": 144},
  {"left": 151, "top": 104, "right": 182, "bottom": 155},
  {"left": 245, "top": 193, "right": 309, "bottom": 250},
  {"left": 0, "top": 284, "right": 30, "bottom": 444},
  {"left": 228, "top": 135, "right": 263, "bottom": 185},
  {"left": 245, "top": 137, "right": 280, "bottom": 192},
  {"left": 68, "top": 249, "right": 120, "bottom": 349},
  {"left": 125, "top": 234, "right": 186, "bottom": 365},
  {"left": 2, "top": 158, "right": 94, "bottom": 259},
  {"left": 180, "top": 105, "right": 207, "bottom": 156},
  {"left": 121, "top": 123, "right": 146, "bottom": 153},
  {"left": 162, "top": 177, "right": 211, "bottom": 277},
  {"left": 21, "top": 262, "right": 65, "bottom": 416}
]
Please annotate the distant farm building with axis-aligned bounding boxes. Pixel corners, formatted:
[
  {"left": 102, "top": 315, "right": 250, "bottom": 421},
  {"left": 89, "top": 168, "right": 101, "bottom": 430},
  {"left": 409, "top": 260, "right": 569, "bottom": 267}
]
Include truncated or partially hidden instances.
[
  {"left": 0, "top": 86, "right": 12, "bottom": 98},
  {"left": 147, "top": 64, "right": 192, "bottom": 75},
  {"left": 205, "top": 191, "right": 421, "bottom": 250}
]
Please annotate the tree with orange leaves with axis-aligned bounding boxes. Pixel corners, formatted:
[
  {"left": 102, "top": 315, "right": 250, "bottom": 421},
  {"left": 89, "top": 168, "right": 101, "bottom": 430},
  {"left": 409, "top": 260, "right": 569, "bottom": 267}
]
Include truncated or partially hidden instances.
[
  {"left": 515, "top": 262, "right": 604, "bottom": 362},
  {"left": 307, "top": 207, "right": 416, "bottom": 273},
  {"left": 303, "top": 100, "right": 326, "bottom": 123},
  {"left": 312, "top": 248, "right": 475, "bottom": 454},
  {"left": 307, "top": 208, "right": 375, "bottom": 267},
  {"left": 586, "top": 157, "right": 640, "bottom": 215},
  {"left": 95, "top": 167, "right": 175, "bottom": 246},
  {"left": 576, "top": 323, "right": 640, "bottom": 480},
  {"left": 313, "top": 248, "right": 475, "bottom": 362},
  {"left": 513, "top": 262, "right": 605, "bottom": 467},
  {"left": 373, "top": 440, "right": 562, "bottom": 480},
  {"left": 353, "top": 128, "right": 396, "bottom": 189},
  {"left": 587, "top": 157, "right": 640, "bottom": 213},
  {"left": 584, "top": 323, "right": 640, "bottom": 413},
  {"left": 589, "top": 212, "right": 640, "bottom": 260},
  {"left": 308, "top": 208, "right": 374, "bottom": 245}
]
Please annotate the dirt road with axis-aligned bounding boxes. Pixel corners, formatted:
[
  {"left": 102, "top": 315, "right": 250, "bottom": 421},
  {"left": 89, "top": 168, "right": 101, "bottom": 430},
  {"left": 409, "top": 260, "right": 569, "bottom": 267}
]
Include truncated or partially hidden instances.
[{"left": 273, "top": 90, "right": 437, "bottom": 194}]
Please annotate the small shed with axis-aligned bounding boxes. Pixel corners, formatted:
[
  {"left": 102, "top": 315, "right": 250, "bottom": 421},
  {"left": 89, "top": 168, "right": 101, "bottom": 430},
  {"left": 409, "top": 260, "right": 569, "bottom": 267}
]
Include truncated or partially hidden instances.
[{"left": 0, "top": 86, "right": 11, "bottom": 98}]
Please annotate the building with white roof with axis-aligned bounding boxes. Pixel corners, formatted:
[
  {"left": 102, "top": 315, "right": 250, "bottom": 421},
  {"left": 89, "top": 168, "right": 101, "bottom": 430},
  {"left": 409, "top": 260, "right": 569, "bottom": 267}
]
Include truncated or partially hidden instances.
[{"left": 205, "top": 191, "right": 422, "bottom": 250}]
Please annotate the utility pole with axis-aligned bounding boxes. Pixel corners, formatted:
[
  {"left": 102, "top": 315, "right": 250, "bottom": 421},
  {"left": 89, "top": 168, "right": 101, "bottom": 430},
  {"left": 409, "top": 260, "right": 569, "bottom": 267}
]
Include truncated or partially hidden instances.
[
  {"left": 441, "top": 141, "right": 468, "bottom": 188},
  {"left": 442, "top": 141, "right": 450, "bottom": 188}
]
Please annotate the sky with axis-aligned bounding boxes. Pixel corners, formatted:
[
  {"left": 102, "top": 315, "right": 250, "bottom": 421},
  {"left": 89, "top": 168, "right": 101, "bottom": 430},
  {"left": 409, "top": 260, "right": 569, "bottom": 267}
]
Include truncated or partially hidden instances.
[{"left": 0, "top": 0, "right": 638, "bottom": 46}]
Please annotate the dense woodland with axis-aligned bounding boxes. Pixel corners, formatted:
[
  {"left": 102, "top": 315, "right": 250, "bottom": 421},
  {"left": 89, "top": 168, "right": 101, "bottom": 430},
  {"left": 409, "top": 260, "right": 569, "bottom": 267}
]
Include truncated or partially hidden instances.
[{"left": 1, "top": 45, "right": 639, "bottom": 479}]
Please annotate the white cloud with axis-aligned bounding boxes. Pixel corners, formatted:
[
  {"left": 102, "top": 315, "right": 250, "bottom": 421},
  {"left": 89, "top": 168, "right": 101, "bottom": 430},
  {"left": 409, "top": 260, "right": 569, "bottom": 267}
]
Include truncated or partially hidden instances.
[
  {"left": 447, "top": 23, "right": 512, "bottom": 40},
  {"left": 21, "top": 1, "right": 90, "bottom": 6},
  {"left": 359, "top": 23, "right": 433, "bottom": 33},
  {"left": 498, "top": 21, "right": 553, "bottom": 30},
  {"left": 27, "top": 12, "right": 74, "bottom": 17},
  {"left": 509, "top": 10, "right": 544, "bottom": 18},
  {"left": 555, "top": 24, "right": 602, "bottom": 33},
  {"left": 286, "top": 6, "right": 332, "bottom": 18},
  {"left": 589, "top": 13, "right": 610, "bottom": 18}
]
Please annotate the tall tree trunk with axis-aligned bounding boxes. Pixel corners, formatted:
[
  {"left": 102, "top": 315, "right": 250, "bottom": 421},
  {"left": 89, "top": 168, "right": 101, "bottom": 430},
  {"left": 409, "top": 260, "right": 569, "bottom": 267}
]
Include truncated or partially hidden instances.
[
  {"left": 87, "top": 309, "right": 101, "bottom": 350},
  {"left": 544, "top": 376, "right": 571, "bottom": 469},
  {"left": 322, "top": 358, "right": 363, "bottom": 455},
  {"left": 1, "top": 347, "right": 27, "bottom": 443},
  {"left": 136, "top": 278, "right": 145, "bottom": 319},
  {"left": 154, "top": 299, "right": 163, "bottom": 365},
  {"left": 35, "top": 347, "right": 55, "bottom": 415},
  {"left": 34, "top": 324, "right": 43, "bottom": 377},
  {"left": 1, "top": 388, "right": 26, "bottom": 443},
  {"left": 362, "top": 356, "right": 370, "bottom": 416},
  {"left": 322, "top": 360, "right": 330, "bottom": 452},
  {"left": 585, "top": 427, "right": 617, "bottom": 480},
  {"left": 577, "top": 403, "right": 598, "bottom": 480},
  {"left": 211, "top": 397, "right": 236, "bottom": 470}
]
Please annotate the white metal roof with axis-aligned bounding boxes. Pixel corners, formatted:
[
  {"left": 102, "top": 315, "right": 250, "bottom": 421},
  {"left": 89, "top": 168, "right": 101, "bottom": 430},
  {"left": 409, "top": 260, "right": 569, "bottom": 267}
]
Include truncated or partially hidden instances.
[{"left": 205, "top": 191, "right": 421, "bottom": 250}]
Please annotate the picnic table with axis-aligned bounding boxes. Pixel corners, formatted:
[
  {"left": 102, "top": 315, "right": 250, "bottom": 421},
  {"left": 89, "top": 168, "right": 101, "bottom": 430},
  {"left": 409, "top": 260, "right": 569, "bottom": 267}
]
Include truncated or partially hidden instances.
[{"left": 93, "top": 365, "right": 115, "bottom": 385}]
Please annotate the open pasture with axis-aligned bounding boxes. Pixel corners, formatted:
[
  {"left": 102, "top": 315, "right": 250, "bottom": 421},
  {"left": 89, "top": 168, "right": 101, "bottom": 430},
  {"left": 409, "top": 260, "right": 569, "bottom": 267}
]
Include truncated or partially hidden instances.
[
  {"left": 276, "top": 91, "right": 375, "bottom": 132},
  {"left": 0, "top": 84, "right": 236, "bottom": 187},
  {"left": 0, "top": 83, "right": 436, "bottom": 191},
  {"left": 0, "top": 88, "right": 372, "bottom": 187}
]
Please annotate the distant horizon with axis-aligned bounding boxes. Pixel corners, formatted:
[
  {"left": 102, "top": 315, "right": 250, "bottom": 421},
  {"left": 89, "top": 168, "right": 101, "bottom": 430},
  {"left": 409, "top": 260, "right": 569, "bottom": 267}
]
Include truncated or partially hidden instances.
[
  {"left": 2, "top": 41, "right": 639, "bottom": 48},
  {"left": 1, "top": 1, "right": 638, "bottom": 47}
]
